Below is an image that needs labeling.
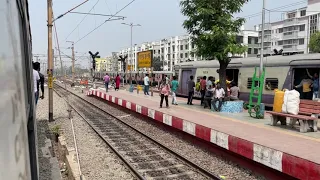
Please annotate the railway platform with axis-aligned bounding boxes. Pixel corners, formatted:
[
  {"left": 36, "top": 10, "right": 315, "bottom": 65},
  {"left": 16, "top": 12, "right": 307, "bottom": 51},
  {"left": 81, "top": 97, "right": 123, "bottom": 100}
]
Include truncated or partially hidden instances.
[{"left": 86, "top": 88, "right": 320, "bottom": 179}]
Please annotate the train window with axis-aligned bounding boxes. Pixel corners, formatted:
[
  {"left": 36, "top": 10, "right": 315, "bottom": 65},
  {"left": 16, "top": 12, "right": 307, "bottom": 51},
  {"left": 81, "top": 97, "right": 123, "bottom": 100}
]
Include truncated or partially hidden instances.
[
  {"left": 265, "top": 78, "right": 279, "bottom": 90},
  {"left": 247, "top": 78, "right": 259, "bottom": 89}
]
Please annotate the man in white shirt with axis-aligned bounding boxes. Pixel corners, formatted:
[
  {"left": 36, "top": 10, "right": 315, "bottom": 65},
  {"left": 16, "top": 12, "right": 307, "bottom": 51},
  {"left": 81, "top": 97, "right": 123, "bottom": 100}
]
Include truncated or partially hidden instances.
[
  {"left": 212, "top": 83, "right": 225, "bottom": 112},
  {"left": 33, "top": 62, "right": 40, "bottom": 105},
  {"left": 144, "top": 74, "right": 150, "bottom": 95}
]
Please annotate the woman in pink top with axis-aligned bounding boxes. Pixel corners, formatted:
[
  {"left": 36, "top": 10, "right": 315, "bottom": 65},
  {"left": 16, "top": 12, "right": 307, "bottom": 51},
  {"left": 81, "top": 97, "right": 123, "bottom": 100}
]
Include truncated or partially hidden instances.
[
  {"left": 115, "top": 74, "right": 121, "bottom": 91},
  {"left": 159, "top": 80, "right": 171, "bottom": 108}
]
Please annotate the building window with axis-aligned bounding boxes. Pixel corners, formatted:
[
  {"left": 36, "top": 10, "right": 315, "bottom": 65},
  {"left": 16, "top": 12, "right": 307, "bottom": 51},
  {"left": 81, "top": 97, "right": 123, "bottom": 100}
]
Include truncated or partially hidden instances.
[
  {"left": 185, "top": 44, "right": 189, "bottom": 50},
  {"left": 254, "top": 48, "right": 258, "bottom": 54},
  {"left": 300, "top": 10, "right": 306, "bottom": 17},
  {"left": 287, "top": 12, "right": 296, "bottom": 19},
  {"left": 180, "top": 53, "right": 183, "bottom": 58},
  {"left": 168, "top": 47, "right": 171, "bottom": 53},
  {"left": 191, "top": 52, "right": 195, "bottom": 57},
  {"left": 161, "top": 56, "right": 164, "bottom": 61},
  {"left": 300, "top": 24, "right": 305, "bottom": 31},
  {"left": 265, "top": 78, "right": 278, "bottom": 90},
  {"left": 154, "top": 50, "right": 156, "bottom": 54},
  {"left": 168, "top": 55, "right": 171, "bottom": 60},
  {"left": 172, "top": 46, "right": 175, "bottom": 52},
  {"left": 161, "top": 48, "right": 164, "bottom": 53},
  {"left": 254, "top": 37, "right": 259, "bottom": 44},
  {"left": 192, "top": 43, "right": 195, "bottom": 48},
  {"left": 278, "top": 41, "right": 283, "bottom": 45},
  {"left": 185, "top": 53, "right": 188, "bottom": 58},
  {"left": 299, "top": 38, "right": 304, "bottom": 45},
  {"left": 278, "top": 28, "right": 283, "bottom": 33},
  {"left": 236, "top": 36, "right": 243, "bottom": 44},
  {"left": 180, "top": 45, "right": 183, "bottom": 50},
  {"left": 158, "top": 50, "right": 160, "bottom": 54},
  {"left": 173, "top": 54, "right": 175, "bottom": 59},
  {"left": 248, "top": 48, "right": 252, "bottom": 54}
]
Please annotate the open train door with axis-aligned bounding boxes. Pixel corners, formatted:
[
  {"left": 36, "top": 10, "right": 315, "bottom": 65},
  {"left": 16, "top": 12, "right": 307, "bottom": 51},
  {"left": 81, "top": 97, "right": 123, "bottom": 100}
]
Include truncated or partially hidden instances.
[{"left": 180, "top": 70, "right": 193, "bottom": 96}]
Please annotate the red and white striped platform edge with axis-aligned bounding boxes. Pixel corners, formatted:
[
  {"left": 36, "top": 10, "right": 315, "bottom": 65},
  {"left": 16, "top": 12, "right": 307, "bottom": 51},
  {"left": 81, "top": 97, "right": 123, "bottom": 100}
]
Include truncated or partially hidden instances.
[{"left": 87, "top": 89, "right": 320, "bottom": 179}]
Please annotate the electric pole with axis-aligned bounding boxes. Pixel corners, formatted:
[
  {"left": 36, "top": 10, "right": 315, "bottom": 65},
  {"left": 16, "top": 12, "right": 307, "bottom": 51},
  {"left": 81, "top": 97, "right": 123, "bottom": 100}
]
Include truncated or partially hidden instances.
[
  {"left": 67, "top": 41, "right": 75, "bottom": 83},
  {"left": 121, "top": 22, "right": 141, "bottom": 85},
  {"left": 47, "top": 0, "right": 54, "bottom": 122},
  {"left": 260, "top": 0, "right": 266, "bottom": 77}
]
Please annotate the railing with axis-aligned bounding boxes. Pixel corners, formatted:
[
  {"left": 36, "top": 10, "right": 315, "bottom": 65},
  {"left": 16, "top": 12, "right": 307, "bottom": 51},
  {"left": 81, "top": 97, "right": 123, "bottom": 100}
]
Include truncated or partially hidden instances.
[
  {"left": 283, "top": 45, "right": 298, "bottom": 52},
  {"left": 283, "top": 18, "right": 299, "bottom": 27}
]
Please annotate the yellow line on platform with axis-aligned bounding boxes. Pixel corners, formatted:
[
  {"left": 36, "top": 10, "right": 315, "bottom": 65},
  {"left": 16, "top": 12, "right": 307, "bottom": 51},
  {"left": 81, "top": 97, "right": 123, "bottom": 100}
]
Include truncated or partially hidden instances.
[{"left": 108, "top": 90, "right": 320, "bottom": 143}]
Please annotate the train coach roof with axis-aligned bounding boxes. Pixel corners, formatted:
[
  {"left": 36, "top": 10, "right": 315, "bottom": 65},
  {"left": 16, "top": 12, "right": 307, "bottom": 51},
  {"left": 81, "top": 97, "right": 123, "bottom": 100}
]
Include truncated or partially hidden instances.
[{"left": 175, "top": 54, "right": 320, "bottom": 68}]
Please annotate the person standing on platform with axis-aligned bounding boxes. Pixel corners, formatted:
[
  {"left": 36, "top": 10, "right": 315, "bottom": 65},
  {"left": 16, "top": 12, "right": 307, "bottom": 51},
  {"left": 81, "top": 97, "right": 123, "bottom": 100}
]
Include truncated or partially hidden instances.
[
  {"left": 187, "top": 75, "right": 195, "bottom": 105},
  {"left": 171, "top": 76, "right": 179, "bottom": 105},
  {"left": 115, "top": 74, "right": 121, "bottom": 91},
  {"left": 103, "top": 73, "right": 110, "bottom": 92},
  {"left": 32, "top": 62, "right": 40, "bottom": 105},
  {"left": 206, "top": 76, "right": 213, "bottom": 89},
  {"left": 230, "top": 82, "right": 240, "bottom": 101},
  {"left": 204, "top": 84, "right": 214, "bottom": 109},
  {"left": 159, "top": 80, "right": 171, "bottom": 108},
  {"left": 34, "top": 62, "right": 45, "bottom": 100},
  {"left": 200, "top": 76, "right": 207, "bottom": 105},
  {"left": 307, "top": 69, "right": 319, "bottom": 100},
  {"left": 212, "top": 83, "right": 225, "bottom": 112},
  {"left": 144, "top": 74, "right": 150, "bottom": 95}
]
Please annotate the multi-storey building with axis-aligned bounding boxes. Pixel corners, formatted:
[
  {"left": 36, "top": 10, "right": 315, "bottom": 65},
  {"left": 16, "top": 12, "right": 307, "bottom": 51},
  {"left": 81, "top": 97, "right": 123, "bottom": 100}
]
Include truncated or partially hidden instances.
[
  {"left": 118, "top": 28, "right": 258, "bottom": 71},
  {"left": 258, "top": 0, "right": 320, "bottom": 56}
]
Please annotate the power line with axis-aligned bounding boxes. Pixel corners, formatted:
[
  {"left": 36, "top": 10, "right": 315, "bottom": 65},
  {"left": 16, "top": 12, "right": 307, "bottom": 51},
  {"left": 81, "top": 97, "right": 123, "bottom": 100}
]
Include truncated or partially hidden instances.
[
  {"left": 240, "top": 0, "right": 307, "bottom": 19},
  {"left": 65, "top": 0, "right": 101, "bottom": 41},
  {"left": 75, "top": 0, "right": 137, "bottom": 44},
  {"left": 69, "top": 12, "right": 125, "bottom": 18}
]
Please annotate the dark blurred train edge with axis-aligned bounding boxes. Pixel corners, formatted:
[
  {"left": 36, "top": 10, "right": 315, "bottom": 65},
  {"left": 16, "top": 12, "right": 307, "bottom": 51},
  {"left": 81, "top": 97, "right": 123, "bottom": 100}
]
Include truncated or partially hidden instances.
[{"left": 1, "top": 0, "right": 38, "bottom": 179}]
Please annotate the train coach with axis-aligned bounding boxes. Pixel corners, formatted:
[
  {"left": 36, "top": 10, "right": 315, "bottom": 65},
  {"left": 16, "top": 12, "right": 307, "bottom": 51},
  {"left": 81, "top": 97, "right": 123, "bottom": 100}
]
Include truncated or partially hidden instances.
[
  {"left": 94, "top": 70, "right": 174, "bottom": 83},
  {"left": 1, "top": 0, "right": 38, "bottom": 179},
  {"left": 174, "top": 54, "right": 320, "bottom": 107}
]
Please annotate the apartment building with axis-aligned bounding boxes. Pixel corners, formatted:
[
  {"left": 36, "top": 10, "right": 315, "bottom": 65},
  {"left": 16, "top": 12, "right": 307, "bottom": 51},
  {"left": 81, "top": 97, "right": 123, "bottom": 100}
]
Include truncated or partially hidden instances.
[
  {"left": 119, "top": 29, "right": 258, "bottom": 71},
  {"left": 95, "top": 57, "right": 113, "bottom": 72},
  {"left": 258, "top": 0, "right": 320, "bottom": 55}
]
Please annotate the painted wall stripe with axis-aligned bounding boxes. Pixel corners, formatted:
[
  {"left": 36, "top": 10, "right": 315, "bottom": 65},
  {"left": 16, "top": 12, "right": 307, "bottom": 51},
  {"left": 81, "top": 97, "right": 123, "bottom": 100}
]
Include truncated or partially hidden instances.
[
  {"left": 163, "top": 114, "right": 172, "bottom": 126},
  {"left": 118, "top": 99, "right": 123, "bottom": 106},
  {"left": 195, "top": 125, "right": 211, "bottom": 142},
  {"left": 154, "top": 111, "right": 163, "bottom": 122},
  {"left": 136, "top": 105, "right": 142, "bottom": 114},
  {"left": 210, "top": 129, "right": 229, "bottom": 149},
  {"left": 148, "top": 109, "right": 155, "bottom": 119},
  {"left": 183, "top": 121, "right": 196, "bottom": 136},
  {"left": 253, "top": 144, "right": 283, "bottom": 172},
  {"left": 228, "top": 136, "right": 253, "bottom": 160},
  {"left": 126, "top": 101, "right": 131, "bottom": 109},
  {"left": 112, "top": 96, "right": 115, "bottom": 103}
]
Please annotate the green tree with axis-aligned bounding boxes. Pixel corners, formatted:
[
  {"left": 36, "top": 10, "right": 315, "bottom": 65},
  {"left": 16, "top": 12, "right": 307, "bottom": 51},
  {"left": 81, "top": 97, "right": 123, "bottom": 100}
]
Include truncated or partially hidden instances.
[
  {"left": 180, "top": 0, "right": 248, "bottom": 90},
  {"left": 309, "top": 32, "right": 320, "bottom": 53}
]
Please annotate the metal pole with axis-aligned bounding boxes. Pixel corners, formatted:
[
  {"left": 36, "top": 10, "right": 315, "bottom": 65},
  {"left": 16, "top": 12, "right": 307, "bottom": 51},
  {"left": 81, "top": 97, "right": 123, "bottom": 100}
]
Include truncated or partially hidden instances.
[
  {"left": 130, "top": 24, "right": 133, "bottom": 85},
  {"left": 260, "top": 0, "right": 266, "bottom": 77},
  {"left": 72, "top": 43, "right": 75, "bottom": 82},
  {"left": 47, "top": 0, "right": 54, "bottom": 122}
]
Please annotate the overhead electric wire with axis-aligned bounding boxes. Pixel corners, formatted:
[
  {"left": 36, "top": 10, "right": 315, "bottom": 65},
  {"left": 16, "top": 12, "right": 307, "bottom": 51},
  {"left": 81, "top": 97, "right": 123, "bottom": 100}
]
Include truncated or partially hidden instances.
[
  {"left": 69, "top": 11, "right": 125, "bottom": 18},
  {"left": 240, "top": 0, "right": 307, "bottom": 19},
  {"left": 75, "top": 0, "right": 137, "bottom": 44},
  {"left": 65, "top": 0, "right": 101, "bottom": 41}
]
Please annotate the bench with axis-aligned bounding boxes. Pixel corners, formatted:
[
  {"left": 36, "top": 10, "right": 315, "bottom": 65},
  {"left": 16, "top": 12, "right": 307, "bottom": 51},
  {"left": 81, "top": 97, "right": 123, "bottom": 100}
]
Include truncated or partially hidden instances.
[{"left": 268, "top": 100, "right": 319, "bottom": 133}]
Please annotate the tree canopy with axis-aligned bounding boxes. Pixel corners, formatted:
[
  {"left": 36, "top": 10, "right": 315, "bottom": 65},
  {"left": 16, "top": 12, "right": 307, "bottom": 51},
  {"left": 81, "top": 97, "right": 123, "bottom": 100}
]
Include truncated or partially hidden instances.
[
  {"left": 309, "top": 32, "right": 320, "bottom": 53},
  {"left": 180, "top": 0, "right": 248, "bottom": 89}
]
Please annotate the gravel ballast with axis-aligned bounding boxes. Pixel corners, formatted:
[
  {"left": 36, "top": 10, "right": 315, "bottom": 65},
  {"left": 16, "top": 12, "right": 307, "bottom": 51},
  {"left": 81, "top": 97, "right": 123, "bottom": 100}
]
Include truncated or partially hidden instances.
[
  {"left": 39, "top": 87, "right": 135, "bottom": 180},
  {"left": 63, "top": 86, "right": 265, "bottom": 180}
]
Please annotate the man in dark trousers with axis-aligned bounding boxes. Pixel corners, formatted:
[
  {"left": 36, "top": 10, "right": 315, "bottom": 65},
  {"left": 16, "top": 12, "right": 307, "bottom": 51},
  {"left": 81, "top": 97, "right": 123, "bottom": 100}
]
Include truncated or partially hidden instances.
[
  {"left": 33, "top": 62, "right": 45, "bottom": 100},
  {"left": 187, "top": 75, "right": 195, "bottom": 105}
]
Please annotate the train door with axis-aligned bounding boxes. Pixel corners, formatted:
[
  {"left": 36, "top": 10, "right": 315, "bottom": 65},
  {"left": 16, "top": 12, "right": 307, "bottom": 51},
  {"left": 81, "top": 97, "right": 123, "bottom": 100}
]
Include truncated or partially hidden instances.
[
  {"left": 181, "top": 70, "right": 193, "bottom": 95},
  {"left": 226, "top": 69, "right": 239, "bottom": 85},
  {"left": 293, "top": 68, "right": 320, "bottom": 99}
]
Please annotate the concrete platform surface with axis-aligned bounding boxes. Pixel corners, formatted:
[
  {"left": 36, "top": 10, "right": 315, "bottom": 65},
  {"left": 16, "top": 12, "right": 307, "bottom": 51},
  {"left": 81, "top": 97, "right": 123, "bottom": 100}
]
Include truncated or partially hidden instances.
[{"left": 87, "top": 88, "right": 320, "bottom": 179}]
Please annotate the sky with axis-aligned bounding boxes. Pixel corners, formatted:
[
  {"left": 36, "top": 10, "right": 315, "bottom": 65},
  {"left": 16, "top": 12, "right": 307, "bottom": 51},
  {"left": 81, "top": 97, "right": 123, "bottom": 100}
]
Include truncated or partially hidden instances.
[{"left": 29, "top": 0, "right": 309, "bottom": 68}]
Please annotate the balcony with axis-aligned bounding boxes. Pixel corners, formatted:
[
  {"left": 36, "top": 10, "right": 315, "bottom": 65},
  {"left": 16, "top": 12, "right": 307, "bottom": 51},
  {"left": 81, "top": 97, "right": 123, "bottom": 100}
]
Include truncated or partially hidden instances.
[
  {"left": 258, "top": 23, "right": 272, "bottom": 31},
  {"left": 283, "top": 18, "right": 301, "bottom": 27},
  {"left": 283, "top": 45, "right": 298, "bottom": 52},
  {"left": 282, "top": 31, "right": 299, "bottom": 40},
  {"left": 258, "top": 35, "right": 271, "bottom": 43}
]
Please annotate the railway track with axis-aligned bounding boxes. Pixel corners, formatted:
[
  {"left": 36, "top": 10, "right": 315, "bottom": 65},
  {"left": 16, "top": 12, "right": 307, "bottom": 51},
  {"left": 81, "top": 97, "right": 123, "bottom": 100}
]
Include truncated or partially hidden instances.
[{"left": 53, "top": 84, "right": 221, "bottom": 180}]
